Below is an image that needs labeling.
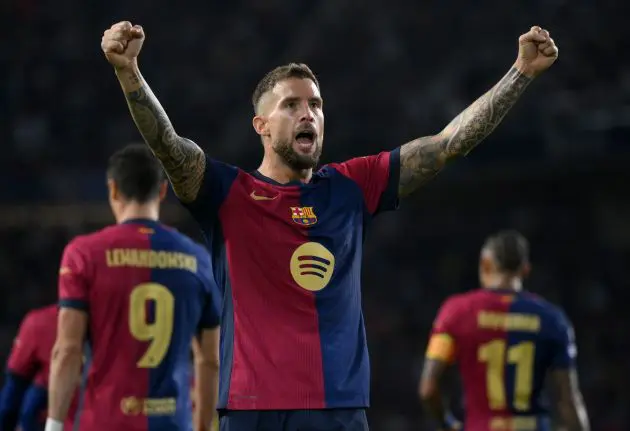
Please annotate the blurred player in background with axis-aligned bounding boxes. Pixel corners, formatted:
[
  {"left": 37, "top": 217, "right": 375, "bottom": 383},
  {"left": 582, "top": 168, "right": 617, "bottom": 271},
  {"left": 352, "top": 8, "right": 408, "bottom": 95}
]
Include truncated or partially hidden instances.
[
  {"left": 420, "top": 230, "right": 590, "bottom": 431},
  {"left": 45, "top": 145, "right": 221, "bottom": 431},
  {"left": 102, "top": 19, "right": 558, "bottom": 430},
  {"left": 0, "top": 305, "right": 83, "bottom": 431},
  {"left": 0, "top": 304, "right": 55, "bottom": 431}
]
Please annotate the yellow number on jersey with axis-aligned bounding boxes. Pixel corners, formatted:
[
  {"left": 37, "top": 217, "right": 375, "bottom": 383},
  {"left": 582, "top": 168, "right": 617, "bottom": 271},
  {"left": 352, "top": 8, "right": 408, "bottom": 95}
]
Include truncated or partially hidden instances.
[
  {"left": 478, "top": 340, "right": 535, "bottom": 411},
  {"left": 129, "top": 283, "right": 175, "bottom": 368}
]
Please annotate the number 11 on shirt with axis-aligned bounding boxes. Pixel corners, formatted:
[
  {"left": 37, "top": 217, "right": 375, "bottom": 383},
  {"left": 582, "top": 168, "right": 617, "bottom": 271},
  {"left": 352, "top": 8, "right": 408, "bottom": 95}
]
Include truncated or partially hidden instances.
[{"left": 478, "top": 339, "right": 535, "bottom": 411}]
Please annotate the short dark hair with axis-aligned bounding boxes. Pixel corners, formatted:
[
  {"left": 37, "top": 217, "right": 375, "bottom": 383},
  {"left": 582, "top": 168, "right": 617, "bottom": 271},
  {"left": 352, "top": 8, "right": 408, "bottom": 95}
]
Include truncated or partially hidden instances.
[
  {"left": 483, "top": 230, "right": 530, "bottom": 273},
  {"left": 107, "top": 144, "right": 166, "bottom": 203},
  {"left": 252, "top": 63, "right": 319, "bottom": 112}
]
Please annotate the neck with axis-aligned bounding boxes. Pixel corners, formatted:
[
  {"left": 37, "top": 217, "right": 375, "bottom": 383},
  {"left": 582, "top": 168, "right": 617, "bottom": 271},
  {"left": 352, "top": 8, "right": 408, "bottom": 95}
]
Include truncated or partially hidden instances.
[
  {"left": 484, "top": 276, "right": 523, "bottom": 292},
  {"left": 116, "top": 202, "right": 160, "bottom": 224},
  {"left": 257, "top": 154, "right": 312, "bottom": 184}
]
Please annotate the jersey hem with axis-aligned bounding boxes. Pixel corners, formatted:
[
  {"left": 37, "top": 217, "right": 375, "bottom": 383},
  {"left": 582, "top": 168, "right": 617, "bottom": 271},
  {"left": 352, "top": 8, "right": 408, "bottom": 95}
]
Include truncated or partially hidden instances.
[{"left": 222, "top": 400, "right": 370, "bottom": 410}]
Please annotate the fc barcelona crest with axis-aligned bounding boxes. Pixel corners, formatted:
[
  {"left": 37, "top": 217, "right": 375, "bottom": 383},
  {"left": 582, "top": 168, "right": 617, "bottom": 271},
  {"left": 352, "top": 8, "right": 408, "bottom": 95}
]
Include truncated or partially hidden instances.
[{"left": 290, "top": 207, "right": 318, "bottom": 226}]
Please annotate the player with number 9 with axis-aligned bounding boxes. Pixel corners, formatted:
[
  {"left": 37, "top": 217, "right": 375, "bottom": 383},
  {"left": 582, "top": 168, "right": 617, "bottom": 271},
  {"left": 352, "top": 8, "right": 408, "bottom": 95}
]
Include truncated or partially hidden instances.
[
  {"left": 46, "top": 145, "right": 222, "bottom": 431},
  {"left": 419, "top": 231, "right": 590, "bottom": 431}
]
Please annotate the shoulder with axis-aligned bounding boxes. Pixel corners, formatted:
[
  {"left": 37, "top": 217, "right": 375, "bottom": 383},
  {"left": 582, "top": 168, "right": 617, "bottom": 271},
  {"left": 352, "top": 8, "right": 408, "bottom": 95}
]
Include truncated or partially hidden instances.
[
  {"left": 520, "top": 292, "right": 572, "bottom": 330},
  {"left": 20, "top": 309, "right": 40, "bottom": 329},
  {"left": 521, "top": 292, "right": 566, "bottom": 318},
  {"left": 66, "top": 226, "right": 118, "bottom": 252},
  {"left": 163, "top": 227, "right": 210, "bottom": 263},
  {"left": 434, "top": 291, "right": 475, "bottom": 323},
  {"left": 20, "top": 305, "right": 56, "bottom": 330},
  {"left": 31, "top": 304, "right": 57, "bottom": 320},
  {"left": 176, "top": 231, "right": 208, "bottom": 257},
  {"left": 441, "top": 290, "right": 480, "bottom": 311}
]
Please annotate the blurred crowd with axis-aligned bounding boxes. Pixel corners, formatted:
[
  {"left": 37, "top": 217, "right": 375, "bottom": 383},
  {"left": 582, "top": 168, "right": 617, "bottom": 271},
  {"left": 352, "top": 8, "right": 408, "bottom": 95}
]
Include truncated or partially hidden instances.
[{"left": 1, "top": 0, "right": 629, "bottom": 429}]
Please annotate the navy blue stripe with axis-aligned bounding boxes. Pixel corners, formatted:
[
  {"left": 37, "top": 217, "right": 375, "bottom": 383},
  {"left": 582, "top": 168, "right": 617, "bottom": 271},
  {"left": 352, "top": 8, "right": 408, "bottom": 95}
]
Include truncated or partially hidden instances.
[
  {"left": 218, "top": 276, "right": 234, "bottom": 409},
  {"left": 58, "top": 299, "right": 88, "bottom": 311},
  {"left": 0, "top": 372, "right": 30, "bottom": 430},
  {"left": 376, "top": 146, "right": 401, "bottom": 214},
  {"left": 18, "top": 384, "right": 47, "bottom": 431}
]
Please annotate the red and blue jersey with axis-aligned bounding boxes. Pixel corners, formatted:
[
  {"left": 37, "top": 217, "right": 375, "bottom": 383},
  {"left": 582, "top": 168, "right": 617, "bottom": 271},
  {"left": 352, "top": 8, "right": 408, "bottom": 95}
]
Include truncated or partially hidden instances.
[
  {"left": 427, "top": 288, "right": 577, "bottom": 431},
  {"left": 181, "top": 148, "right": 400, "bottom": 410},
  {"left": 58, "top": 219, "right": 221, "bottom": 431},
  {"left": 1, "top": 305, "right": 83, "bottom": 431},
  {"left": 0, "top": 305, "right": 56, "bottom": 431},
  {"left": 6, "top": 305, "right": 57, "bottom": 388}
]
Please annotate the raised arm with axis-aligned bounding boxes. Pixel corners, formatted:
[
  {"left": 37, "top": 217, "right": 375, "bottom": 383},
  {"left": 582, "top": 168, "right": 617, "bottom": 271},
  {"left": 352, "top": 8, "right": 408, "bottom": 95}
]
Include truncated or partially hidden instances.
[
  {"left": 101, "top": 21, "right": 205, "bottom": 203},
  {"left": 398, "top": 26, "right": 559, "bottom": 198}
]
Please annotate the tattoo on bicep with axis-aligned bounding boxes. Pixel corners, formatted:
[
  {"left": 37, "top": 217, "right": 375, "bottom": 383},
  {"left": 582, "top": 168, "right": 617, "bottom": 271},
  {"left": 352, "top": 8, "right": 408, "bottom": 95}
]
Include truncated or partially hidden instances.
[
  {"left": 399, "top": 67, "right": 532, "bottom": 196},
  {"left": 125, "top": 84, "right": 206, "bottom": 202}
]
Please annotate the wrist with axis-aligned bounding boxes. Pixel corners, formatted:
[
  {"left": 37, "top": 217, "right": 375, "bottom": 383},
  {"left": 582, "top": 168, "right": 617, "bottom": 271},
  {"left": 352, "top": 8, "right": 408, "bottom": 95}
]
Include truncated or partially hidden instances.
[
  {"left": 512, "top": 60, "right": 538, "bottom": 79},
  {"left": 45, "top": 418, "right": 63, "bottom": 431},
  {"left": 114, "top": 61, "right": 143, "bottom": 92},
  {"left": 114, "top": 58, "right": 139, "bottom": 73},
  {"left": 440, "top": 412, "right": 460, "bottom": 430}
]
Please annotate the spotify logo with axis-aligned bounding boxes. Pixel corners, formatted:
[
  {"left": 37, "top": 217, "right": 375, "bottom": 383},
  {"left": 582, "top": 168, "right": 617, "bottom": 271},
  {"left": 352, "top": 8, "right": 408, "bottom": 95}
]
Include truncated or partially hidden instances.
[{"left": 289, "top": 242, "right": 335, "bottom": 291}]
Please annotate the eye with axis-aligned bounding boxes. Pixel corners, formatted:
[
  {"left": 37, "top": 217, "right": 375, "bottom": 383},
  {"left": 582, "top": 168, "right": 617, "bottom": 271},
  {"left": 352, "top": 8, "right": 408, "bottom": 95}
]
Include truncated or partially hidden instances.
[
  {"left": 286, "top": 101, "right": 297, "bottom": 109},
  {"left": 310, "top": 101, "right": 321, "bottom": 109}
]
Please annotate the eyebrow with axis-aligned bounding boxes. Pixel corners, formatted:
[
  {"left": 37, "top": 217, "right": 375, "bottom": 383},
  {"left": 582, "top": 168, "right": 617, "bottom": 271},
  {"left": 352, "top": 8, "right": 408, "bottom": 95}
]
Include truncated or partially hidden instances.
[{"left": 282, "top": 96, "right": 323, "bottom": 104}]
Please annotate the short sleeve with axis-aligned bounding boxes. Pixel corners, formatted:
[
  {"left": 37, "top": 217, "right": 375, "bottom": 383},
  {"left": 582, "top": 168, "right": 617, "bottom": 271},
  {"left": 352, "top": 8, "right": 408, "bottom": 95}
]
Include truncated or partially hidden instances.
[
  {"left": 549, "top": 312, "right": 577, "bottom": 369},
  {"left": 330, "top": 148, "right": 400, "bottom": 215},
  {"left": 431, "top": 296, "right": 461, "bottom": 336},
  {"left": 425, "top": 297, "right": 461, "bottom": 363},
  {"left": 180, "top": 155, "right": 239, "bottom": 221},
  {"left": 58, "top": 241, "right": 90, "bottom": 311},
  {"left": 6, "top": 314, "right": 39, "bottom": 379}
]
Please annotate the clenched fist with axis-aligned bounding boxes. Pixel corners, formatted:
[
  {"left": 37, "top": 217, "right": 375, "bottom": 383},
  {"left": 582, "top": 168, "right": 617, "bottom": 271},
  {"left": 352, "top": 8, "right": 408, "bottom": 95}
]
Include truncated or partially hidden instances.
[
  {"left": 101, "top": 21, "right": 145, "bottom": 69},
  {"left": 515, "top": 26, "right": 559, "bottom": 77}
]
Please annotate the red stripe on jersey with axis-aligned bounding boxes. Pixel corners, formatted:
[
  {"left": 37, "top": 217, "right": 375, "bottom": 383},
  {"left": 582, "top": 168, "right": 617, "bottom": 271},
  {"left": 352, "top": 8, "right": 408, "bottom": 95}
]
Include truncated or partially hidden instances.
[
  {"left": 328, "top": 151, "right": 392, "bottom": 214},
  {"left": 68, "top": 225, "right": 152, "bottom": 431},
  {"left": 435, "top": 290, "right": 515, "bottom": 428},
  {"left": 220, "top": 172, "right": 325, "bottom": 409}
]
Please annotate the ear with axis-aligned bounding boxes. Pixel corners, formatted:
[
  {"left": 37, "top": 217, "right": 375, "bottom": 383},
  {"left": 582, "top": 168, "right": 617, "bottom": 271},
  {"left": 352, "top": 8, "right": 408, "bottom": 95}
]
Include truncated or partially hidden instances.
[
  {"left": 107, "top": 179, "right": 118, "bottom": 202},
  {"left": 479, "top": 250, "right": 495, "bottom": 275},
  {"left": 158, "top": 181, "right": 168, "bottom": 202},
  {"left": 252, "top": 115, "right": 269, "bottom": 137},
  {"left": 520, "top": 262, "right": 532, "bottom": 278}
]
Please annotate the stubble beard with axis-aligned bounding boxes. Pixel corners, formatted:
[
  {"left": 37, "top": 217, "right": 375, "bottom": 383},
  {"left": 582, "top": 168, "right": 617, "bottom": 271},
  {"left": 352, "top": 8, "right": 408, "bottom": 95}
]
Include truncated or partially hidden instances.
[{"left": 273, "top": 138, "right": 322, "bottom": 171}]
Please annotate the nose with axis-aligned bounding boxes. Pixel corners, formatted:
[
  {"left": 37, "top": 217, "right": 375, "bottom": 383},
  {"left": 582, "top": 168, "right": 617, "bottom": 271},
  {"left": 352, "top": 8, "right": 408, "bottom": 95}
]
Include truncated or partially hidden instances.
[{"left": 300, "top": 102, "right": 315, "bottom": 122}]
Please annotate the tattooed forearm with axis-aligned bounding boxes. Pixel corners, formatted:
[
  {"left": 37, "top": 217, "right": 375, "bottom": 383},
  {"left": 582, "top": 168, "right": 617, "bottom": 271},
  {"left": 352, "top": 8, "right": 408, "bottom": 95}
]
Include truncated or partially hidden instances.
[
  {"left": 116, "top": 67, "right": 206, "bottom": 203},
  {"left": 398, "top": 67, "right": 533, "bottom": 197}
]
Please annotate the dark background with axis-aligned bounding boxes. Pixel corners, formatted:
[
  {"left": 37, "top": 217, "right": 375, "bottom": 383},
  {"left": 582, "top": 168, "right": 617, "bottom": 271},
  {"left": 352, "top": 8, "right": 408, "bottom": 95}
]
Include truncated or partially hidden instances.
[{"left": 1, "top": 0, "right": 628, "bottom": 429}]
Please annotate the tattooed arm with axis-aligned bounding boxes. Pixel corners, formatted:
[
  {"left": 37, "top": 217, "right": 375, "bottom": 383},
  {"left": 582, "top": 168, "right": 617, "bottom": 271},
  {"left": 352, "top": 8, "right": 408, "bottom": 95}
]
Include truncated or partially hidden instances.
[
  {"left": 398, "top": 66, "right": 533, "bottom": 198},
  {"left": 115, "top": 65, "right": 206, "bottom": 203}
]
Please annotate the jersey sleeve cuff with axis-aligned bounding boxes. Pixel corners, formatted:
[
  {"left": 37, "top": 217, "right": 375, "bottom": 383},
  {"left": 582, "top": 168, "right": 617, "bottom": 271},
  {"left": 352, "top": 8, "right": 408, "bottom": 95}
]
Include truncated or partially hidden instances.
[
  {"left": 375, "top": 147, "right": 400, "bottom": 214},
  {"left": 197, "top": 319, "right": 220, "bottom": 330},
  {"left": 58, "top": 299, "right": 88, "bottom": 311}
]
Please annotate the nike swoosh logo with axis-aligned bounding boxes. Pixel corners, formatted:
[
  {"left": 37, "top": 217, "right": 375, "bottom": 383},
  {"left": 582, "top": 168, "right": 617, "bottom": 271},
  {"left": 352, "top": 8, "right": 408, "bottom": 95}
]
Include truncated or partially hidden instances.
[{"left": 250, "top": 191, "right": 279, "bottom": 201}]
